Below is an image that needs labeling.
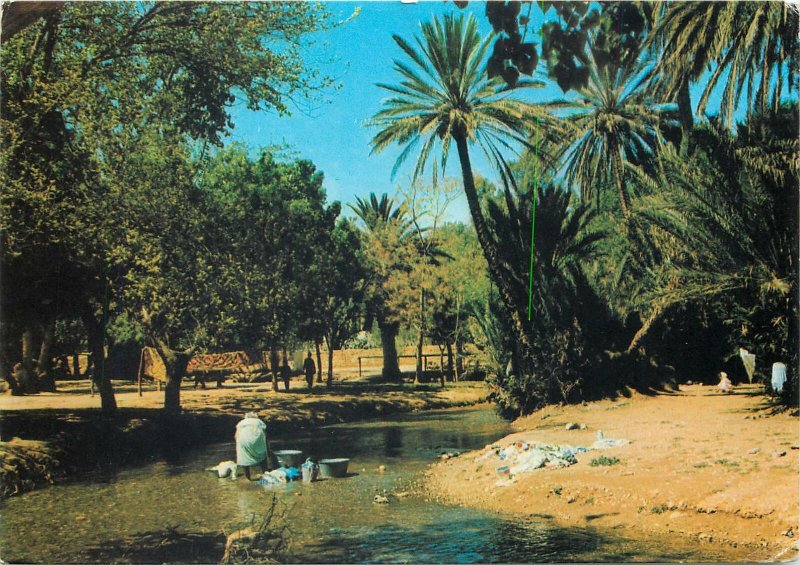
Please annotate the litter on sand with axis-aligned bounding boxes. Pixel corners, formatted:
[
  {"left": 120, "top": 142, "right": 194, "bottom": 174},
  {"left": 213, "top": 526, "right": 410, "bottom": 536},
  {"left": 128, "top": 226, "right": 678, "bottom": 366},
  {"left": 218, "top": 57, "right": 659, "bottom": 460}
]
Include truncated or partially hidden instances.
[{"left": 474, "top": 436, "right": 631, "bottom": 486}]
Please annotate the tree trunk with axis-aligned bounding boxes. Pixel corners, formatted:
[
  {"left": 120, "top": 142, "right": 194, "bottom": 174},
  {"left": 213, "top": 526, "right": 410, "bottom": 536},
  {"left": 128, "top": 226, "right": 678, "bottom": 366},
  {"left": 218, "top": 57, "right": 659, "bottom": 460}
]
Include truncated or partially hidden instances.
[
  {"left": 626, "top": 303, "right": 666, "bottom": 354},
  {"left": 446, "top": 341, "right": 454, "bottom": 382},
  {"left": 677, "top": 78, "right": 693, "bottom": 151},
  {"left": 19, "top": 324, "right": 38, "bottom": 393},
  {"left": 0, "top": 343, "right": 18, "bottom": 394},
  {"left": 36, "top": 319, "right": 56, "bottom": 391},
  {"left": 415, "top": 288, "right": 424, "bottom": 384},
  {"left": 455, "top": 340, "right": 464, "bottom": 381},
  {"left": 454, "top": 134, "right": 536, "bottom": 353},
  {"left": 438, "top": 344, "right": 445, "bottom": 387},
  {"left": 72, "top": 352, "right": 81, "bottom": 378},
  {"left": 82, "top": 310, "right": 117, "bottom": 413},
  {"left": 453, "top": 294, "right": 461, "bottom": 382},
  {"left": 269, "top": 348, "right": 279, "bottom": 392},
  {"left": 325, "top": 335, "right": 334, "bottom": 389},
  {"left": 610, "top": 139, "right": 632, "bottom": 223},
  {"left": 415, "top": 328, "right": 424, "bottom": 384},
  {"left": 379, "top": 320, "right": 401, "bottom": 381},
  {"left": 152, "top": 338, "right": 193, "bottom": 413},
  {"left": 314, "top": 339, "right": 323, "bottom": 383}
]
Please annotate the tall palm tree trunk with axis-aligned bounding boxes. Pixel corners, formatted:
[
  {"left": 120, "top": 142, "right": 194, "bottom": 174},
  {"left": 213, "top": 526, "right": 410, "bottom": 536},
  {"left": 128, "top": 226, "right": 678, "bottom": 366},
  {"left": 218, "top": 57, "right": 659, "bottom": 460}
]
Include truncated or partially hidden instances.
[
  {"left": 454, "top": 134, "right": 535, "bottom": 351},
  {"left": 677, "top": 78, "right": 693, "bottom": 148},
  {"left": 610, "top": 141, "right": 632, "bottom": 222}
]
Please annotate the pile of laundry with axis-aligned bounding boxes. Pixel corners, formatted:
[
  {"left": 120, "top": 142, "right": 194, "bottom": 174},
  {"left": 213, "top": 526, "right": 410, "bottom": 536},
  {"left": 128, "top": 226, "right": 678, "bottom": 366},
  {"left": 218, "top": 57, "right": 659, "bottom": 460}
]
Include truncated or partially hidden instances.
[
  {"left": 256, "top": 466, "right": 301, "bottom": 486},
  {"left": 476, "top": 434, "right": 631, "bottom": 482}
]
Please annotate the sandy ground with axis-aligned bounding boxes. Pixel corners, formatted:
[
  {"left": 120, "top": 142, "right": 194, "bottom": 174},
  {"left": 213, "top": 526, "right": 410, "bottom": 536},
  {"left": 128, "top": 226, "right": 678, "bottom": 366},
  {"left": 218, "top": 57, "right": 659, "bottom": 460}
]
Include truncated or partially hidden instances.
[
  {"left": 426, "top": 384, "right": 799, "bottom": 562},
  {"left": 0, "top": 366, "right": 480, "bottom": 416}
]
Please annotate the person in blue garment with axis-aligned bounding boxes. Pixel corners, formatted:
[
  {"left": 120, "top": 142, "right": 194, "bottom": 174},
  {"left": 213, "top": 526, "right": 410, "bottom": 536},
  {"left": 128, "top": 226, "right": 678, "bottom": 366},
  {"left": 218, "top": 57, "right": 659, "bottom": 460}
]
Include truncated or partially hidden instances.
[{"left": 235, "top": 412, "right": 271, "bottom": 480}]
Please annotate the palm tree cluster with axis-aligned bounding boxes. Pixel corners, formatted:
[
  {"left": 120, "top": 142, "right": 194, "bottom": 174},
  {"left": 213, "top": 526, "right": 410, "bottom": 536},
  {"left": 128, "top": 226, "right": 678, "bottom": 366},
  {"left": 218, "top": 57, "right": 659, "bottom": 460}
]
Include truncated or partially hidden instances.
[{"left": 371, "top": 4, "right": 798, "bottom": 412}]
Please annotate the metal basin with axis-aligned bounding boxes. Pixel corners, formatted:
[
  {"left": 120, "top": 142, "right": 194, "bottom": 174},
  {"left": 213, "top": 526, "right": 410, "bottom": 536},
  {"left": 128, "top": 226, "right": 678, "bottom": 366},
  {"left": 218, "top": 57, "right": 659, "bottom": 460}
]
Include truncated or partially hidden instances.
[
  {"left": 318, "top": 458, "right": 350, "bottom": 478},
  {"left": 273, "top": 449, "right": 303, "bottom": 468}
]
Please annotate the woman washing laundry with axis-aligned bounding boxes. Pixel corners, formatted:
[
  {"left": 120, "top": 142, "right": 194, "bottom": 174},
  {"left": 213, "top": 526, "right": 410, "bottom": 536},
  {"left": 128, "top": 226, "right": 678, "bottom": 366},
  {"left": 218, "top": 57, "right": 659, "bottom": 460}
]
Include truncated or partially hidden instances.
[{"left": 236, "top": 412, "right": 272, "bottom": 480}]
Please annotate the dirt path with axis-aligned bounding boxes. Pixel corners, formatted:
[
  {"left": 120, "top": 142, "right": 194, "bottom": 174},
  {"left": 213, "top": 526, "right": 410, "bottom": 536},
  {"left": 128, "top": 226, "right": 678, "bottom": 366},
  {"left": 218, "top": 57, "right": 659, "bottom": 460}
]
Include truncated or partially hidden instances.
[
  {"left": 426, "top": 384, "right": 798, "bottom": 561},
  {"left": 0, "top": 376, "right": 483, "bottom": 416}
]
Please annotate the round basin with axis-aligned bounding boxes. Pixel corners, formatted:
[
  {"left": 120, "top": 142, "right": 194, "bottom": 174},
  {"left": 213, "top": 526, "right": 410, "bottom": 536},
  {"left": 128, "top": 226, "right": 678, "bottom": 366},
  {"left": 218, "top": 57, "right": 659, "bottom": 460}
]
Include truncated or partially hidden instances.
[
  {"left": 318, "top": 458, "right": 350, "bottom": 478},
  {"left": 273, "top": 449, "right": 303, "bottom": 468}
]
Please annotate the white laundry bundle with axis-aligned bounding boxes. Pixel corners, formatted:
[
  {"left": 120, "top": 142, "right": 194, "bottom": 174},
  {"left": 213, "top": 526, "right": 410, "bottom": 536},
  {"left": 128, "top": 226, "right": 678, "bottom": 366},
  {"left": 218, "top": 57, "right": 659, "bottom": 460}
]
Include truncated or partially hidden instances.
[
  {"left": 772, "top": 362, "right": 787, "bottom": 394},
  {"left": 739, "top": 348, "right": 756, "bottom": 383},
  {"left": 207, "top": 460, "right": 238, "bottom": 479}
]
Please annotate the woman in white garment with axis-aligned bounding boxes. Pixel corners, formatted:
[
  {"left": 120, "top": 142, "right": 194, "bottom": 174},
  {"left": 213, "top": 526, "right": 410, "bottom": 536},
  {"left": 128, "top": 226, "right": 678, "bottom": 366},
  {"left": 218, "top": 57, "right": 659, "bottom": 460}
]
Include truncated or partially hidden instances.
[
  {"left": 717, "top": 371, "right": 734, "bottom": 393},
  {"left": 235, "top": 412, "right": 270, "bottom": 480}
]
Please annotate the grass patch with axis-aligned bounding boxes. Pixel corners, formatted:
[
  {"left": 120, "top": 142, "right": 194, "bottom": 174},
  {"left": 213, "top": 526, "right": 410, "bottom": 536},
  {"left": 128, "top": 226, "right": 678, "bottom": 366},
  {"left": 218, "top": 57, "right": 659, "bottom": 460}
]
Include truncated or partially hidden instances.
[
  {"left": 693, "top": 462, "right": 709, "bottom": 468},
  {"left": 650, "top": 503, "right": 669, "bottom": 514},
  {"left": 714, "top": 458, "right": 740, "bottom": 467},
  {"left": 590, "top": 456, "right": 620, "bottom": 467}
]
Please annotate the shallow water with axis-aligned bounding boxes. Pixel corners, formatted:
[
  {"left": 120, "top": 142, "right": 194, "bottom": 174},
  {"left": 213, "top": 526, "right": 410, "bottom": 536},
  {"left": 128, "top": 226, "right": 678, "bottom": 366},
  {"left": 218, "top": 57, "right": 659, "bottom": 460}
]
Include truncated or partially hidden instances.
[{"left": 1, "top": 406, "right": 740, "bottom": 563}]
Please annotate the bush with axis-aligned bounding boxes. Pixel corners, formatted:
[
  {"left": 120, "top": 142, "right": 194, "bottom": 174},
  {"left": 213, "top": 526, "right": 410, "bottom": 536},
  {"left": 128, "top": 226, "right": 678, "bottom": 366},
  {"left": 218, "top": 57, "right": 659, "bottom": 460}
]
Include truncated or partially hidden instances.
[{"left": 589, "top": 456, "right": 620, "bottom": 467}]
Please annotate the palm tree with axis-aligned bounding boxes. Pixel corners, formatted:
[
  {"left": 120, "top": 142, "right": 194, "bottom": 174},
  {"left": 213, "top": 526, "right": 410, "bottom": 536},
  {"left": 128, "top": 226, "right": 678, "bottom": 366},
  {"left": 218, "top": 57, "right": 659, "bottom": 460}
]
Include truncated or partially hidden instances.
[
  {"left": 648, "top": 1, "right": 798, "bottom": 128},
  {"left": 628, "top": 109, "right": 798, "bottom": 361},
  {"left": 482, "top": 182, "right": 609, "bottom": 414},
  {"left": 370, "top": 13, "right": 544, "bottom": 350},
  {"left": 349, "top": 192, "right": 411, "bottom": 381},
  {"left": 541, "top": 47, "right": 678, "bottom": 223},
  {"left": 349, "top": 193, "right": 410, "bottom": 233}
]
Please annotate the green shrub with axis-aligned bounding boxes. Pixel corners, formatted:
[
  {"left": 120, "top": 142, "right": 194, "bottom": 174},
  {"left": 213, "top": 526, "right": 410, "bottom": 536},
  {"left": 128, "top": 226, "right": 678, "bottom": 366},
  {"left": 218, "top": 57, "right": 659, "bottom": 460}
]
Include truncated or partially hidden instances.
[{"left": 589, "top": 456, "right": 620, "bottom": 467}]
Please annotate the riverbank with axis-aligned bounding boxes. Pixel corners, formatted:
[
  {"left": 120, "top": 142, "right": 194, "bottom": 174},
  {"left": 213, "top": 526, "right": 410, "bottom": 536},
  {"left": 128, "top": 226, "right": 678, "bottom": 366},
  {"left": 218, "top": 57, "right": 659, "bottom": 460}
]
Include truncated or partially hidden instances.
[
  {"left": 0, "top": 377, "right": 487, "bottom": 498},
  {"left": 426, "top": 384, "right": 799, "bottom": 562}
]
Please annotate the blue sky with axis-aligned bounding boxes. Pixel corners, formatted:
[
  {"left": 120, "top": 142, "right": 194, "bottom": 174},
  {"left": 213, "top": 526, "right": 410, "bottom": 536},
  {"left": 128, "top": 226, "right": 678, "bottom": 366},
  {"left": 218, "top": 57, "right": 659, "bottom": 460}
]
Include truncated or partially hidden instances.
[
  {"left": 225, "top": 1, "right": 566, "bottom": 223},
  {"left": 223, "top": 2, "right": 748, "bottom": 224}
]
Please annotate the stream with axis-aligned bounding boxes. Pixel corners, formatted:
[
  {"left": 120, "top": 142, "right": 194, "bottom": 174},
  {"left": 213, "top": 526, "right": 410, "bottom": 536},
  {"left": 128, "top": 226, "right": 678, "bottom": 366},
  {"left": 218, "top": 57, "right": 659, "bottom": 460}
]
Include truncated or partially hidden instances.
[{"left": 1, "top": 406, "right": 737, "bottom": 563}]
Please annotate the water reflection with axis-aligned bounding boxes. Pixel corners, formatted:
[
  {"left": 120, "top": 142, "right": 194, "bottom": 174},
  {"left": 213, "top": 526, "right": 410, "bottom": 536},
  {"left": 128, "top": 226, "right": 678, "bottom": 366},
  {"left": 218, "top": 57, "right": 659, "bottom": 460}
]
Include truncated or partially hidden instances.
[
  {"left": 382, "top": 426, "right": 403, "bottom": 457},
  {"left": 1, "top": 407, "right": 738, "bottom": 564}
]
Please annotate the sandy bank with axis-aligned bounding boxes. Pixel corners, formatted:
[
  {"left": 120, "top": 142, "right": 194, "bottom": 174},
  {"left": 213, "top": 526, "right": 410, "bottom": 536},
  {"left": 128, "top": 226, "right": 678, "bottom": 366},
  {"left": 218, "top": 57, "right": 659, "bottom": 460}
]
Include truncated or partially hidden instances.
[
  {"left": 0, "top": 378, "right": 486, "bottom": 497},
  {"left": 426, "top": 384, "right": 798, "bottom": 562}
]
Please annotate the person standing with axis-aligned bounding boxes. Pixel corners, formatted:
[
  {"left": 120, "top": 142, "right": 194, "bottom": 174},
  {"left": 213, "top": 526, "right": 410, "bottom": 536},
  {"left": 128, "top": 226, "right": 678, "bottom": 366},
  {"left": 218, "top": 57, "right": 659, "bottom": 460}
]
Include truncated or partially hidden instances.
[
  {"left": 235, "top": 412, "right": 270, "bottom": 480},
  {"left": 303, "top": 351, "right": 316, "bottom": 390},
  {"left": 280, "top": 354, "right": 291, "bottom": 391}
]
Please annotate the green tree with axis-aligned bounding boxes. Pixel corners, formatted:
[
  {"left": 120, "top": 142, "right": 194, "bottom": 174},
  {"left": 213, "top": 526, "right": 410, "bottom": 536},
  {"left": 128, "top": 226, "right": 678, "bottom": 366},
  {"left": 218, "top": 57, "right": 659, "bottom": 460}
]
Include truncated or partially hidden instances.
[
  {"left": 0, "top": 2, "right": 333, "bottom": 409},
  {"left": 317, "top": 220, "right": 368, "bottom": 388},
  {"left": 630, "top": 108, "right": 798, "bottom": 400},
  {"left": 398, "top": 181, "right": 456, "bottom": 383},
  {"left": 199, "top": 146, "right": 338, "bottom": 394},
  {"left": 648, "top": 1, "right": 799, "bottom": 128},
  {"left": 370, "top": 13, "right": 543, "bottom": 353},
  {"left": 482, "top": 181, "right": 611, "bottom": 417},
  {"left": 111, "top": 131, "right": 211, "bottom": 412},
  {"left": 350, "top": 193, "right": 414, "bottom": 381},
  {"left": 539, "top": 40, "right": 678, "bottom": 224},
  {"left": 434, "top": 223, "right": 490, "bottom": 380}
]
